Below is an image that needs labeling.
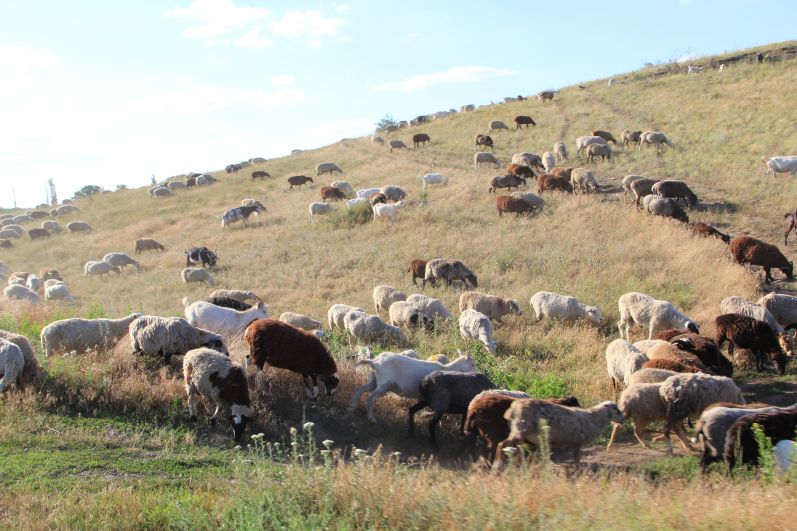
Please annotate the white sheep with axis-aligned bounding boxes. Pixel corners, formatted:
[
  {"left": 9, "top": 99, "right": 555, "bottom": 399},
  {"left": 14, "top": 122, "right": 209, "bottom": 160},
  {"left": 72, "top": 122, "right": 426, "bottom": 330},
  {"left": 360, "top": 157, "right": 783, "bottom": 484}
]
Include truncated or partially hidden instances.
[
  {"left": 4, "top": 284, "right": 40, "bottom": 304},
  {"left": 327, "top": 304, "right": 364, "bottom": 331},
  {"left": 7, "top": 276, "right": 26, "bottom": 286},
  {"left": 346, "top": 197, "right": 369, "bottom": 209},
  {"left": 421, "top": 172, "right": 449, "bottom": 190},
  {"left": 406, "top": 293, "right": 453, "bottom": 321},
  {"left": 626, "top": 367, "right": 677, "bottom": 386},
  {"left": 570, "top": 167, "right": 599, "bottom": 194},
  {"left": 511, "top": 152, "right": 542, "bottom": 168},
  {"left": 130, "top": 315, "right": 227, "bottom": 364},
  {"left": 40, "top": 313, "right": 142, "bottom": 356},
  {"left": 530, "top": 291, "right": 602, "bottom": 324},
  {"left": 632, "top": 339, "right": 670, "bottom": 355},
  {"left": 103, "top": 252, "right": 142, "bottom": 272},
  {"left": 762, "top": 156, "right": 797, "bottom": 177},
  {"left": 488, "top": 120, "right": 509, "bottom": 132},
  {"left": 553, "top": 142, "right": 568, "bottom": 162},
  {"left": 605, "top": 339, "right": 648, "bottom": 396},
  {"left": 720, "top": 295, "right": 784, "bottom": 335},
  {"left": 687, "top": 65, "right": 703, "bottom": 74},
  {"left": 316, "top": 162, "right": 343, "bottom": 175},
  {"left": 0, "top": 339, "right": 25, "bottom": 392},
  {"left": 183, "top": 298, "right": 268, "bottom": 337},
  {"left": 373, "top": 285, "right": 407, "bottom": 314},
  {"left": 474, "top": 152, "right": 500, "bottom": 168},
  {"left": 356, "top": 187, "right": 381, "bottom": 199},
  {"left": 345, "top": 312, "right": 407, "bottom": 346},
  {"left": 309, "top": 201, "right": 333, "bottom": 222},
  {"left": 26, "top": 275, "right": 42, "bottom": 292},
  {"left": 575, "top": 136, "right": 607, "bottom": 157},
  {"left": 458, "top": 291, "right": 521, "bottom": 324},
  {"left": 388, "top": 300, "right": 430, "bottom": 329},
  {"left": 330, "top": 181, "right": 355, "bottom": 198},
  {"left": 348, "top": 350, "right": 476, "bottom": 423},
  {"left": 758, "top": 292, "right": 797, "bottom": 328},
  {"left": 617, "top": 292, "right": 699, "bottom": 340},
  {"left": 182, "top": 267, "right": 214, "bottom": 286},
  {"left": 45, "top": 283, "right": 75, "bottom": 302},
  {"left": 372, "top": 200, "right": 405, "bottom": 222},
  {"left": 542, "top": 151, "right": 556, "bottom": 172},
  {"left": 278, "top": 312, "right": 324, "bottom": 337},
  {"left": 84, "top": 261, "right": 121, "bottom": 278},
  {"left": 622, "top": 175, "right": 645, "bottom": 201},
  {"left": 208, "top": 289, "right": 261, "bottom": 303},
  {"left": 459, "top": 309, "right": 496, "bottom": 353}
]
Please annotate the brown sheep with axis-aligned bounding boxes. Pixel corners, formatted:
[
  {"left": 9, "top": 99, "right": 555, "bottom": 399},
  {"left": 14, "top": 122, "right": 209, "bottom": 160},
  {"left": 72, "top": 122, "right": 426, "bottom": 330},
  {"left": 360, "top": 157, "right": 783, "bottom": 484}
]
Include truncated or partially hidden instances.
[
  {"left": 549, "top": 166, "right": 574, "bottom": 179},
  {"left": 288, "top": 175, "right": 313, "bottom": 190},
  {"left": 407, "top": 259, "right": 427, "bottom": 286},
  {"left": 514, "top": 115, "right": 536, "bottom": 129},
  {"left": 28, "top": 228, "right": 50, "bottom": 240},
  {"left": 38, "top": 268, "right": 63, "bottom": 282},
  {"left": 642, "top": 357, "right": 702, "bottom": 373},
  {"left": 475, "top": 134, "right": 494, "bottom": 149},
  {"left": 591, "top": 130, "right": 617, "bottom": 144},
  {"left": 251, "top": 170, "right": 271, "bottom": 180},
  {"left": 186, "top": 176, "right": 197, "bottom": 187},
  {"left": 655, "top": 330, "right": 734, "bottom": 377},
  {"left": 645, "top": 341, "right": 709, "bottom": 372},
  {"left": 537, "top": 174, "right": 573, "bottom": 194},
  {"left": 587, "top": 143, "right": 612, "bottom": 163},
  {"left": 631, "top": 178, "right": 659, "bottom": 207},
  {"left": 412, "top": 133, "right": 431, "bottom": 148},
  {"left": 496, "top": 196, "right": 534, "bottom": 218},
  {"left": 621, "top": 130, "right": 642, "bottom": 148},
  {"left": 320, "top": 186, "right": 346, "bottom": 202},
  {"left": 506, "top": 163, "right": 535, "bottom": 179},
  {"left": 537, "top": 91, "right": 555, "bottom": 102},
  {"left": 729, "top": 236, "right": 793, "bottom": 283},
  {"left": 368, "top": 192, "right": 387, "bottom": 205},
  {"left": 691, "top": 222, "right": 731, "bottom": 243},
  {"left": 715, "top": 313, "right": 788, "bottom": 374},
  {"left": 134, "top": 238, "right": 166, "bottom": 253}
]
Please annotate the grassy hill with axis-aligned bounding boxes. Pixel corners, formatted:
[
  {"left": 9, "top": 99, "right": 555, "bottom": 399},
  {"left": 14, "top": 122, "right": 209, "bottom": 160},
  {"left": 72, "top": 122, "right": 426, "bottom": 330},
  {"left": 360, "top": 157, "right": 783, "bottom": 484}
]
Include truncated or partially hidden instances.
[{"left": 1, "top": 41, "right": 797, "bottom": 527}]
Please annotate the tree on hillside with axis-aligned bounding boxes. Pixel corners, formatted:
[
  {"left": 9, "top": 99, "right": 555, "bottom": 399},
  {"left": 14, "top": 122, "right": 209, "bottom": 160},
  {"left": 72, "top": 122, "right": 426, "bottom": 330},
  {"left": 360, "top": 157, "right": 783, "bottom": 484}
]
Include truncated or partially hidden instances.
[
  {"left": 115, "top": 184, "right": 128, "bottom": 191},
  {"left": 375, "top": 114, "right": 398, "bottom": 132},
  {"left": 48, "top": 178, "right": 57, "bottom": 205},
  {"left": 73, "top": 185, "right": 103, "bottom": 199}
]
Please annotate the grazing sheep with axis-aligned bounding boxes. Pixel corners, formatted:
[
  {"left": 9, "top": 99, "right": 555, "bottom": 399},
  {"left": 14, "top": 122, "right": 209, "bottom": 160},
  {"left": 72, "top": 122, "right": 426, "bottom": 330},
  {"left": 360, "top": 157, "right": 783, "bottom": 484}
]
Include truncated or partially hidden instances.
[
  {"left": 656, "top": 330, "right": 734, "bottom": 377},
  {"left": 474, "top": 152, "right": 500, "bottom": 168},
  {"left": 605, "top": 339, "right": 648, "bottom": 396},
  {"left": 509, "top": 192, "right": 545, "bottom": 211},
  {"left": 208, "top": 290, "right": 261, "bottom": 304},
  {"left": 643, "top": 195, "right": 689, "bottom": 223},
  {"left": 7, "top": 276, "right": 26, "bottom": 286},
  {"left": 373, "top": 285, "right": 407, "bottom": 314},
  {"left": 134, "top": 238, "right": 166, "bottom": 253},
  {"left": 639, "top": 131, "right": 673, "bottom": 152},
  {"left": 475, "top": 134, "right": 494, "bottom": 149},
  {"left": 185, "top": 247, "right": 218, "bottom": 269},
  {"left": 627, "top": 368, "right": 677, "bottom": 385},
  {"left": 407, "top": 259, "right": 427, "bottom": 287},
  {"left": 330, "top": 181, "right": 355, "bottom": 198},
  {"left": 372, "top": 201, "right": 406, "bottom": 222},
  {"left": 221, "top": 205, "right": 263, "bottom": 229},
  {"left": 513, "top": 116, "right": 536, "bottom": 129},
  {"left": 369, "top": 192, "right": 388, "bottom": 205},
  {"left": 380, "top": 185, "right": 408, "bottom": 202},
  {"left": 424, "top": 259, "right": 478, "bottom": 289},
  {"left": 723, "top": 405, "right": 797, "bottom": 472},
  {"left": 183, "top": 348, "right": 251, "bottom": 442},
  {"left": 496, "top": 195, "right": 535, "bottom": 217},
  {"left": 575, "top": 135, "right": 608, "bottom": 157},
  {"left": 541, "top": 151, "right": 556, "bottom": 172},
  {"left": 549, "top": 166, "right": 574, "bottom": 179},
  {"left": 308, "top": 202, "right": 333, "bottom": 222},
  {"left": 459, "top": 309, "right": 496, "bottom": 353},
  {"left": 327, "top": 304, "right": 365, "bottom": 331},
  {"left": 570, "top": 168, "right": 599, "bottom": 194},
  {"left": 506, "top": 163, "right": 535, "bottom": 180},
  {"left": 316, "top": 162, "right": 343, "bottom": 176},
  {"left": 642, "top": 357, "right": 701, "bottom": 373},
  {"left": 40, "top": 313, "right": 142, "bottom": 356},
  {"left": 591, "top": 130, "right": 617, "bottom": 145},
  {"left": 278, "top": 312, "right": 323, "bottom": 335},
  {"left": 183, "top": 298, "right": 269, "bottom": 337},
  {"left": 691, "top": 222, "right": 730, "bottom": 243},
  {"left": 66, "top": 221, "right": 93, "bottom": 233},
  {"left": 729, "top": 236, "right": 793, "bottom": 283},
  {"left": 181, "top": 267, "right": 214, "bottom": 286},
  {"left": 553, "top": 142, "right": 568, "bottom": 162},
  {"left": 421, "top": 173, "right": 449, "bottom": 190},
  {"left": 320, "top": 186, "right": 347, "bottom": 203},
  {"left": 715, "top": 313, "right": 788, "bottom": 374},
  {"left": 537, "top": 91, "right": 555, "bottom": 101},
  {"left": 388, "top": 139, "right": 408, "bottom": 152},
  {"left": 103, "top": 252, "right": 141, "bottom": 272},
  {"left": 618, "top": 292, "right": 699, "bottom": 340},
  {"left": 719, "top": 296, "right": 785, "bottom": 338},
  {"left": 130, "top": 315, "right": 227, "bottom": 364},
  {"left": 406, "top": 294, "right": 453, "bottom": 321},
  {"left": 196, "top": 174, "right": 218, "bottom": 186},
  {"left": 349, "top": 350, "right": 476, "bottom": 423},
  {"left": 4, "top": 225, "right": 23, "bottom": 237},
  {"left": 537, "top": 174, "right": 574, "bottom": 193},
  {"left": 659, "top": 372, "right": 744, "bottom": 454},
  {"left": 388, "top": 301, "right": 431, "bottom": 330},
  {"left": 0, "top": 229, "right": 20, "bottom": 240},
  {"left": 530, "top": 291, "right": 602, "bottom": 324},
  {"left": 488, "top": 174, "right": 526, "bottom": 193},
  {"left": 167, "top": 180, "right": 186, "bottom": 191},
  {"left": 758, "top": 292, "right": 797, "bottom": 328},
  {"left": 512, "top": 152, "right": 544, "bottom": 169},
  {"left": 459, "top": 291, "right": 521, "bottom": 324},
  {"left": 208, "top": 297, "right": 252, "bottom": 311},
  {"left": 356, "top": 187, "right": 381, "bottom": 199},
  {"left": 630, "top": 178, "right": 659, "bottom": 207},
  {"left": 0, "top": 330, "right": 40, "bottom": 386},
  {"left": 346, "top": 197, "right": 369, "bottom": 209},
  {"left": 0, "top": 339, "right": 25, "bottom": 392},
  {"left": 345, "top": 312, "right": 408, "bottom": 346},
  {"left": 621, "top": 130, "right": 642, "bottom": 148},
  {"left": 644, "top": 341, "right": 709, "bottom": 373},
  {"left": 499, "top": 400, "right": 624, "bottom": 463},
  {"left": 288, "top": 175, "right": 314, "bottom": 190},
  {"left": 412, "top": 133, "right": 431, "bottom": 148},
  {"left": 244, "top": 319, "right": 339, "bottom": 399},
  {"left": 489, "top": 120, "right": 509, "bottom": 132},
  {"left": 652, "top": 180, "right": 698, "bottom": 207},
  {"left": 762, "top": 156, "right": 797, "bottom": 177},
  {"left": 45, "top": 283, "right": 75, "bottom": 303},
  {"left": 4, "top": 284, "right": 41, "bottom": 304},
  {"left": 586, "top": 143, "right": 612, "bottom": 163},
  {"left": 26, "top": 275, "right": 42, "bottom": 292},
  {"left": 28, "top": 228, "right": 50, "bottom": 240},
  {"left": 462, "top": 104, "right": 476, "bottom": 112},
  {"left": 150, "top": 186, "right": 172, "bottom": 198},
  {"left": 409, "top": 371, "right": 497, "bottom": 450}
]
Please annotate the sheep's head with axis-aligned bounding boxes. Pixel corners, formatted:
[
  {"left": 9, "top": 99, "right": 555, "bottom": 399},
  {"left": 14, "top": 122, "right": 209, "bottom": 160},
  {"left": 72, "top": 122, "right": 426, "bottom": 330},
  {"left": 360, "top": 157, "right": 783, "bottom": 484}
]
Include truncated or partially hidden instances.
[
  {"left": 230, "top": 413, "right": 249, "bottom": 442},
  {"left": 204, "top": 336, "right": 228, "bottom": 355},
  {"left": 781, "top": 261, "right": 794, "bottom": 279},
  {"left": 772, "top": 350, "right": 788, "bottom": 375},
  {"left": 507, "top": 300, "right": 522, "bottom": 316},
  {"left": 586, "top": 307, "right": 602, "bottom": 323},
  {"left": 598, "top": 401, "right": 625, "bottom": 423},
  {"left": 466, "top": 274, "right": 478, "bottom": 289},
  {"left": 778, "top": 333, "right": 793, "bottom": 358},
  {"left": 686, "top": 321, "right": 700, "bottom": 334},
  {"left": 323, "top": 373, "right": 340, "bottom": 395}
]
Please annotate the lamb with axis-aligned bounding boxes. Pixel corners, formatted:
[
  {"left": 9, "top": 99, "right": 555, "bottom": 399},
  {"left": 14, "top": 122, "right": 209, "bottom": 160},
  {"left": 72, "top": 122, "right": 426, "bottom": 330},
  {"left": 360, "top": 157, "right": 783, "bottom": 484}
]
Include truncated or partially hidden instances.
[
  {"left": 0, "top": 339, "right": 25, "bottom": 392},
  {"left": 489, "top": 120, "right": 509, "bottom": 132},
  {"left": 642, "top": 195, "right": 689, "bottom": 223},
  {"left": 459, "top": 309, "right": 496, "bottom": 353},
  {"left": 244, "top": 319, "right": 339, "bottom": 399},
  {"left": 409, "top": 371, "right": 497, "bottom": 451},
  {"left": 372, "top": 201, "right": 406, "bottom": 222},
  {"left": 459, "top": 291, "right": 521, "bottom": 324},
  {"left": 639, "top": 131, "right": 673, "bottom": 151},
  {"left": 605, "top": 339, "right": 648, "bottom": 396},
  {"left": 715, "top": 313, "right": 788, "bottom": 374},
  {"left": 498, "top": 399, "right": 624, "bottom": 463},
  {"left": 330, "top": 181, "right": 355, "bottom": 198},
  {"left": 553, "top": 142, "right": 568, "bottom": 161},
  {"left": 183, "top": 347, "right": 252, "bottom": 441},
  {"left": 424, "top": 259, "right": 477, "bottom": 289},
  {"left": 575, "top": 135, "right": 608, "bottom": 157},
  {"left": 586, "top": 143, "right": 612, "bottom": 163},
  {"left": 327, "top": 304, "right": 365, "bottom": 331},
  {"left": 134, "top": 238, "right": 166, "bottom": 253},
  {"left": 84, "top": 261, "right": 121, "bottom": 278},
  {"left": 475, "top": 134, "right": 494, "bottom": 149},
  {"left": 4, "top": 284, "right": 40, "bottom": 304},
  {"left": 541, "top": 151, "right": 556, "bottom": 172},
  {"left": 690, "top": 222, "right": 731, "bottom": 243},
  {"left": 345, "top": 312, "right": 408, "bottom": 346},
  {"left": 388, "top": 301, "right": 431, "bottom": 330},
  {"left": 278, "top": 312, "right": 324, "bottom": 334},
  {"left": 66, "top": 221, "right": 93, "bottom": 233},
  {"left": 509, "top": 192, "right": 545, "bottom": 211},
  {"left": 0, "top": 330, "right": 40, "bottom": 386},
  {"left": 182, "top": 267, "right": 214, "bottom": 286},
  {"left": 288, "top": 175, "right": 314, "bottom": 190},
  {"left": 40, "top": 313, "right": 143, "bottom": 356},
  {"left": 373, "top": 285, "right": 407, "bottom": 314},
  {"left": 652, "top": 180, "right": 698, "bottom": 207},
  {"left": 407, "top": 259, "right": 427, "bottom": 286},
  {"left": 315, "top": 162, "right": 343, "bottom": 176},
  {"left": 658, "top": 372, "right": 744, "bottom": 454},
  {"left": 406, "top": 294, "right": 453, "bottom": 321},
  {"left": 488, "top": 174, "right": 526, "bottom": 193},
  {"left": 621, "top": 130, "right": 642, "bottom": 148},
  {"left": 348, "top": 350, "right": 476, "bottom": 423},
  {"left": 762, "top": 156, "right": 797, "bottom": 177},
  {"left": 103, "top": 252, "right": 142, "bottom": 272},
  {"left": 474, "top": 152, "right": 500, "bottom": 168},
  {"left": 729, "top": 236, "right": 793, "bottom": 283},
  {"left": 570, "top": 168, "right": 599, "bottom": 194},
  {"left": 130, "top": 315, "right": 227, "bottom": 364},
  {"left": 388, "top": 139, "right": 408, "bottom": 152},
  {"left": 183, "top": 298, "right": 269, "bottom": 337},
  {"left": 626, "top": 368, "right": 677, "bottom": 385},
  {"left": 422, "top": 172, "right": 449, "bottom": 190},
  {"left": 758, "top": 292, "right": 797, "bottom": 328},
  {"left": 308, "top": 202, "right": 333, "bottom": 222},
  {"left": 630, "top": 178, "right": 659, "bottom": 206},
  {"left": 496, "top": 196, "right": 534, "bottom": 218},
  {"left": 530, "top": 291, "right": 602, "bottom": 324},
  {"left": 45, "top": 283, "right": 75, "bottom": 303},
  {"left": 723, "top": 405, "right": 797, "bottom": 472},
  {"left": 537, "top": 174, "right": 574, "bottom": 193},
  {"left": 618, "top": 292, "right": 699, "bottom": 340},
  {"left": 209, "top": 289, "right": 262, "bottom": 304}
]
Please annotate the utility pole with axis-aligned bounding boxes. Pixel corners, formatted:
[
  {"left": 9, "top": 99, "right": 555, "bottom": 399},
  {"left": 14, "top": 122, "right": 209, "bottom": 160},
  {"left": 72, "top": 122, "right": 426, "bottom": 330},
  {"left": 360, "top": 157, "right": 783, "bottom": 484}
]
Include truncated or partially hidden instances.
[
  {"left": 48, "top": 178, "right": 58, "bottom": 205},
  {"left": 12, "top": 187, "right": 16, "bottom": 209}
]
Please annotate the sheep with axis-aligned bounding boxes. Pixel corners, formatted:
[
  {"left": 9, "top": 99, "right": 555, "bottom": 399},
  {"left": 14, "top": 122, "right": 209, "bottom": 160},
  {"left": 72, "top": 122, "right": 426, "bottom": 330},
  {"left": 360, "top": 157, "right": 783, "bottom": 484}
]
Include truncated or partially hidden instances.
[
  {"left": 586, "top": 143, "right": 612, "bottom": 163},
  {"left": 496, "top": 195, "right": 535, "bottom": 217},
  {"left": 208, "top": 290, "right": 262, "bottom": 304},
  {"left": 618, "top": 292, "right": 699, "bottom": 340},
  {"left": 627, "top": 368, "right": 678, "bottom": 385},
  {"left": 632, "top": 339, "right": 669, "bottom": 355},
  {"left": 373, "top": 285, "right": 407, "bottom": 314},
  {"left": 775, "top": 439, "right": 797, "bottom": 474},
  {"left": 320, "top": 186, "right": 347, "bottom": 202},
  {"left": 621, "top": 129, "right": 642, "bottom": 148},
  {"left": 513, "top": 116, "right": 536, "bottom": 129},
  {"left": 409, "top": 371, "right": 497, "bottom": 451},
  {"left": 474, "top": 152, "right": 500, "bottom": 168},
  {"left": 0, "top": 339, "right": 25, "bottom": 392},
  {"left": 345, "top": 312, "right": 408, "bottom": 346},
  {"left": 167, "top": 180, "right": 186, "bottom": 191},
  {"left": 371, "top": 135, "right": 384, "bottom": 144},
  {"left": 506, "top": 163, "right": 535, "bottom": 180},
  {"left": 221, "top": 204, "right": 263, "bottom": 229},
  {"left": 642, "top": 195, "right": 689, "bottom": 223},
  {"left": 0, "top": 330, "right": 40, "bottom": 386},
  {"left": 66, "top": 221, "right": 93, "bottom": 233},
  {"left": 656, "top": 330, "right": 734, "bottom": 376},
  {"left": 0, "top": 239, "right": 11, "bottom": 248},
  {"left": 103, "top": 252, "right": 141, "bottom": 272},
  {"left": 406, "top": 294, "right": 453, "bottom": 321},
  {"left": 388, "top": 139, "right": 408, "bottom": 152},
  {"left": 183, "top": 298, "right": 269, "bottom": 337},
  {"left": 346, "top": 197, "right": 369, "bottom": 209},
  {"left": 489, "top": 120, "right": 509, "bottom": 132},
  {"left": 537, "top": 90, "right": 555, "bottom": 101},
  {"left": 530, "top": 291, "right": 602, "bottom": 324},
  {"left": 687, "top": 65, "right": 703, "bottom": 74},
  {"left": 181, "top": 267, "right": 214, "bottom": 286},
  {"left": 762, "top": 156, "right": 797, "bottom": 177},
  {"left": 420, "top": 172, "right": 449, "bottom": 190},
  {"left": 278, "top": 312, "right": 324, "bottom": 334},
  {"left": 630, "top": 178, "right": 659, "bottom": 206},
  {"left": 4, "top": 284, "right": 40, "bottom": 304},
  {"left": 488, "top": 174, "right": 526, "bottom": 193},
  {"left": 729, "top": 236, "right": 793, "bottom": 283},
  {"left": 244, "top": 319, "right": 339, "bottom": 399},
  {"left": 54, "top": 204, "right": 79, "bottom": 216},
  {"left": 475, "top": 134, "right": 494, "bottom": 149},
  {"left": 28, "top": 228, "right": 50, "bottom": 240},
  {"left": 388, "top": 301, "right": 431, "bottom": 330},
  {"left": 45, "top": 283, "right": 75, "bottom": 303},
  {"left": 373, "top": 201, "right": 405, "bottom": 222},
  {"left": 134, "top": 238, "right": 165, "bottom": 253},
  {"left": 183, "top": 347, "right": 251, "bottom": 442},
  {"left": 719, "top": 296, "right": 785, "bottom": 338},
  {"left": 404, "top": 259, "right": 428, "bottom": 287},
  {"left": 130, "top": 315, "right": 227, "bottom": 364},
  {"left": 570, "top": 168, "right": 599, "bottom": 194},
  {"left": 652, "top": 180, "right": 698, "bottom": 207},
  {"left": 462, "top": 104, "right": 476, "bottom": 112},
  {"left": 715, "top": 313, "right": 788, "bottom": 374},
  {"left": 4, "top": 225, "right": 23, "bottom": 236},
  {"left": 498, "top": 399, "right": 624, "bottom": 463},
  {"left": 575, "top": 135, "right": 608, "bottom": 157},
  {"left": 84, "top": 261, "right": 120, "bottom": 280},
  {"left": 7, "top": 276, "right": 26, "bottom": 287},
  {"left": 380, "top": 185, "right": 408, "bottom": 202},
  {"left": 605, "top": 339, "right": 648, "bottom": 396},
  {"left": 509, "top": 192, "right": 545, "bottom": 211},
  {"left": 639, "top": 131, "right": 673, "bottom": 151},
  {"left": 356, "top": 187, "right": 381, "bottom": 199},
  {"left": 459, "top": 309, "right": 496, "bottom": 353},
  {"left": 541, "top": 151, "right": 556, "bottom": 173},
  {"left": 0, "top": 229, "right": 20, "bottom": 240},
  {"left": 37, "top": 268, "right": 61, "bottom": 282},
  {"left": 150, "top": 186, "right": 173, "bottom": 198},
  {"left": 549, "top": 166, "right": 574, "bottom": 179},
  {"left": 316, "top": 162, "right": 343, "bottom": 176},
  {"left": 12, "top": 215, "right": 33, "bottom": 224},
  {"left": 308, "top": 202, "right": 333, "bottom": 222},
  {"left": 659, "top": 372, "right": 744, "bottom": 454},
  {"left": 691, "top": 222, "right": 730, "bottom": 243},
  {"left": 758, "top": 292, "right": 797, "bottom": 328},
  {"left": 459, "top": 291, "right": 521, "bottom": 324},
  {"left": 642, "top": 357, "right": 701, "bottom": 373},
  {"left": 327, "top": 304, "right": 365, "bottom": 331},
  {"left": 40, "top": 313, "right": 142, "bottom": 356},
  {"left": 537, "top": 174, "right": 574, "bottom": 193},
  {"left": 288, "top": 175, "right": 314, "bottom": 190},
  {"left": 512, "top": 152, "right": 544, "bottom": 169},
  {"left": 185, "top": 247, "right": 218, "bottom": 269},
  {"left": 424, "top": 259, "right": 478, "bottom": 289},
  {"left": 330, "top": 181, "right": 355, "bottom": 198},
  {"left": 723, "top": 405, "right": 797, "bottom": 472},
  {"left": 644, "top": 341, "right": 709, "bottom": 373},
  {"left": 348, "top": 350, "right": 476, "bottom": 423},
  {"left": 208, "top": 297, "right": 252, "bottom": 311},
  {"left": 26, "top": 275, "right": 42, "bottom": 292},
  {"left": 412, "top": 133, "right": 431, "bottom": 148}
]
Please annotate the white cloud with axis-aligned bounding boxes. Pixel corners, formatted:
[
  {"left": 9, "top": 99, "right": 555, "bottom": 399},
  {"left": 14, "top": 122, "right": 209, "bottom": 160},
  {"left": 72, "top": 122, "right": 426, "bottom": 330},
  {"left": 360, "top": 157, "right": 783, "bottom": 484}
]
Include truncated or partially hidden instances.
[
  {"left": 165, "top": 0, "right": 270, "bottom": 40},
  {"left": 269, "top": 10, "right": 346, "bottom": 39},
  {"left": 271, "top": 74, "right": 295, "bottom": 86},
  {"left": 334, "top": 4, "right": 352, "bottom": 12},
  {"left": 234, "top": 28, "right": 273, "bottom": 48},
  {"left": 374, "top": 66, "right": 517, "bottom": 92},
  {"left": 0, "top": 47, "right": 61, "bottom": 97}
]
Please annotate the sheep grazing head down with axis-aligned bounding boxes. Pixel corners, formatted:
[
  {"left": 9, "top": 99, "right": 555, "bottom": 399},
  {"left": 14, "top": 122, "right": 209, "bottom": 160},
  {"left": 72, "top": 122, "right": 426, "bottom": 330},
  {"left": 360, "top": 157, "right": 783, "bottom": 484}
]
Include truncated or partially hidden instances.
[
  {"left": 466, "top": 273, "right": 478, "bottom": 289},
  {"left": 322, "top": 373, "right": 340, "bottom": 396},
  {"left": 204, "top": 336, "right": 228, "bottom": 355},
  {"left": 686, "top": 321, "right": 700, "bottom": 335}
]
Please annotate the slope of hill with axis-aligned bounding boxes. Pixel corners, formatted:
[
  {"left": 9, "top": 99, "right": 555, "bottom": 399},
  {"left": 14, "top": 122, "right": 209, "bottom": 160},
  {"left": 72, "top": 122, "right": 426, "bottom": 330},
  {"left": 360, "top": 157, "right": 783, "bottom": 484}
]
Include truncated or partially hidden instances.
[{"left": 1, "top": 41, "right": 797, "bottom": 526}]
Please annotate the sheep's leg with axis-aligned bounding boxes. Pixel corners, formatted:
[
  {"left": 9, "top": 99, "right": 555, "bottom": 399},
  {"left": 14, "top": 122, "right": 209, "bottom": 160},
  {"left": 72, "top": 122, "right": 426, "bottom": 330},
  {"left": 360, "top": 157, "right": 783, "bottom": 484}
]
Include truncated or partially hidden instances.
[
  {"left": 673, "top": 423, "right": 693, "bottom": 451},
  {"left": 572, "top": 448, "right": 581, "bottom": 463},
  {"left": 428, "top": 412, "right": 443, "bottom": 452},
  {"left": 365, "top": 387, "right": 387, "bottom": 423},
  {"left": 633, "top": 422, "right": 651, "bottom": 449},
  {"left": 347, "top": 373, "right": 376, "bottom": 413},
  {"left": 662, "top": 424, "right": 674, "bottom": 455},
  {"left": 606, "top": 423, "right": 621, "bottom": 452},
  {"left": 186, "top": 385, "right": 199, "bottom": 421},
  {"left": 407, "top": 401, "right": 427, "bottom": 436}
]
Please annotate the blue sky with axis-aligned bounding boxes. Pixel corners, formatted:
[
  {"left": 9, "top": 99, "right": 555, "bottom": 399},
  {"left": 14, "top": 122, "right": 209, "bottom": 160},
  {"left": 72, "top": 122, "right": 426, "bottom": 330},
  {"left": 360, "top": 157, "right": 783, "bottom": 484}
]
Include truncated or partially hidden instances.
[{"left": 0, "top": 0, "right": 794, "bottom": 207}]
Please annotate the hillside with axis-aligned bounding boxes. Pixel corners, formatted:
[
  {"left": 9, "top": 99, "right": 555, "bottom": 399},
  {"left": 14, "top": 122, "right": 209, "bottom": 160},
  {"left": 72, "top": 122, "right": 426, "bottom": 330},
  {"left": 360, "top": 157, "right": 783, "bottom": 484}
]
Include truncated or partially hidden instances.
[{"left": 1, "top": 41, "right": 797, "bottom": 527}]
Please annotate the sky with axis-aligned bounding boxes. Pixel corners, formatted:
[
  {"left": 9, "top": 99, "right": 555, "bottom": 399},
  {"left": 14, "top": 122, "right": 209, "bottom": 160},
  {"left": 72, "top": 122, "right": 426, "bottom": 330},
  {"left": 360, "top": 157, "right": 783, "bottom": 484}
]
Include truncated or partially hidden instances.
[{"left": 0, "top": 0, "right": 794, "bottom": 208}]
